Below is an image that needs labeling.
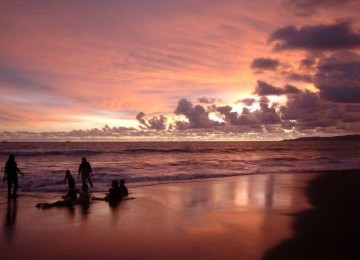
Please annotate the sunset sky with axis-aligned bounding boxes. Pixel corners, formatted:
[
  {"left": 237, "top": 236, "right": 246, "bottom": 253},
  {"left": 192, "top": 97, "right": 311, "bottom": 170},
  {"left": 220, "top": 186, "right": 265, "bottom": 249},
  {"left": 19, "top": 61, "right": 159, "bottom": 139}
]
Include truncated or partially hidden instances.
[{"left": 1, "top": 0, "right": 360, "bottom": 141}]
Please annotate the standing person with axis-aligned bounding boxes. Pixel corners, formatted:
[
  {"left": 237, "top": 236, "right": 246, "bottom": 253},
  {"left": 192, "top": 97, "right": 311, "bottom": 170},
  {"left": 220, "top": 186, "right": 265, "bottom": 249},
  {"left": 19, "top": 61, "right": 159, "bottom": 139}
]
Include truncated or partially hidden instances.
[
  {"left": 63, "top": 170, "right": 77, "bottom": 200},
  {"left": 78, "top": 157, "right": 93, "bottom": 187},
  {"left": 3, "top": 154, "right": 24, "bottom": 199}
]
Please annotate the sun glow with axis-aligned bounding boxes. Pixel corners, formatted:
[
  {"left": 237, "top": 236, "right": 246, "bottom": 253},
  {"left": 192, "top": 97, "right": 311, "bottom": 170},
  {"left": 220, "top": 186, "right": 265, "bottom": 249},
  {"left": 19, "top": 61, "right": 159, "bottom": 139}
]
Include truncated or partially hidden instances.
[
  {"left": 66, "top": 115, "right": 138, "bottom": 130},
  {"left": 209, "top": 112, "right": 225, "bottom": 123},
  {"left": 305, "top": 83, "right": 318, "bottom": 92}
]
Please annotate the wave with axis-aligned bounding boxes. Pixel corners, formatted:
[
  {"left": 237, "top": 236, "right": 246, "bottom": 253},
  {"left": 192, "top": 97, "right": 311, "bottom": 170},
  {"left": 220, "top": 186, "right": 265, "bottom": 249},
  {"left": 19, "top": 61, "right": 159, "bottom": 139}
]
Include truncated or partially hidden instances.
[
  {"left": 267, "top": 157, "right": 300, "bottom": 162},
  {"left": 0, "top": 146, "right": 297, "bottom": 157}
]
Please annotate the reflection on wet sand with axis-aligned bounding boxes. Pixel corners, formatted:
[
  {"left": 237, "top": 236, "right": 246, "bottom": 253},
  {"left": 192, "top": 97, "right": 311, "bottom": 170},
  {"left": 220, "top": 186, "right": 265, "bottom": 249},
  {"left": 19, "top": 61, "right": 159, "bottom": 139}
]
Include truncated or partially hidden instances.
[
  {"left": 0, "top": 174, "right": 317, "bottom": 259},
  {"left": 3, "top": 198, "right": 17, "bottom": 244},
  {"left": 160, "top": 174, "right": 311, "bottom": 211}
]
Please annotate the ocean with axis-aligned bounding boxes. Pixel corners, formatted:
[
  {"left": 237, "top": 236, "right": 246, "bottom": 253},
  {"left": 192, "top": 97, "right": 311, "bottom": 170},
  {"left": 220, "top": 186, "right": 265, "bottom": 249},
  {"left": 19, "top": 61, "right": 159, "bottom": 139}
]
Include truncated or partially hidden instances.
[{"left": 1, "top": 141, "right": 359, "bottom": 192}]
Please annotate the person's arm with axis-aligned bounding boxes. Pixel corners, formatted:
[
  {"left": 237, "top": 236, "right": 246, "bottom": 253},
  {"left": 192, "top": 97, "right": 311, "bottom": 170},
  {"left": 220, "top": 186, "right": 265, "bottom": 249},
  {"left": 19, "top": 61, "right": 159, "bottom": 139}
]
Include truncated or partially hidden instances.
[
  {"left": 63, "top": 176, "right": 67, "bottom": 185},
  {"left": 18, "top": 168, "right": 24, "bottom": 176},
  {"left": 89, "top": 163, "right": 93, "bottom": 176},
  {"left": 3, "top": 169, "right": 6, "bottom": 182},
  {"left": 16, "top": 163, "right": 24, "bottom": 176}
]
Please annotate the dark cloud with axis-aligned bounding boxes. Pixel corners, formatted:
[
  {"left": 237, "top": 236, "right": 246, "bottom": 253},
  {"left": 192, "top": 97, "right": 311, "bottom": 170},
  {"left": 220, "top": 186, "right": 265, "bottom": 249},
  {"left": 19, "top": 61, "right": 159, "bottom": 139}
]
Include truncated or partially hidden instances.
[
  {"left": 282, "top": 90, "right": 321, "bottom": 116},
  {"left": 251, "top": 57, "right": 280, "bottom": 71},
  {"left": 136, "top": 111, "right": 167, "bottom": 130},
  {"left": 198, "top": 96, "right": 218, "bottom": 104},
  {"left": 174, "top": 98, "right": 223, "bottom": 129},
  {"left": 136, "top": 112, "right": 149, "bottom": 128},
  {"left": 280, "top": 89, "right": 360, "bottom": 131},
  {"left": 283, "top": 0, "right": 360, "bottom": 16},
  {"left": 286, "top": 72, "right": 313, "bottom": 83},
  {"left": 280, "top": 90, "right": 331, "bottom": 130},
  {"left": 254, "top": 80, "right": 301, "bottom": 96},
  {"left": 216, "top": 97, "right": 281, "bottom": 127},
  {"left": 300, "top": 57, "right": 316, "bottom": 68},
  {"left": 314, "top": 51, "right": 360, "bottom": 103},
  {"left": 269, "top": 21, "right": 360, "bottom": 51},
  {"left": 147, "top": 115, "right": 167, "bottom": 130},
  {"left": 238, "top": 98, "right": 256, "bottom": 106}
]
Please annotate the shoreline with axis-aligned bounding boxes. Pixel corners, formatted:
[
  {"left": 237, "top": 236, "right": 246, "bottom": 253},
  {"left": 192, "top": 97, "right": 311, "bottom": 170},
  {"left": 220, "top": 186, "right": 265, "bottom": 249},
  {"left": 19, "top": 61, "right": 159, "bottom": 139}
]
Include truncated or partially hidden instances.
[
  {"left": 1, "top": 168, "right": 359, "bottom": 194},
  {"left": 1, "top": 170, "right": 359, "bottom": 259}
]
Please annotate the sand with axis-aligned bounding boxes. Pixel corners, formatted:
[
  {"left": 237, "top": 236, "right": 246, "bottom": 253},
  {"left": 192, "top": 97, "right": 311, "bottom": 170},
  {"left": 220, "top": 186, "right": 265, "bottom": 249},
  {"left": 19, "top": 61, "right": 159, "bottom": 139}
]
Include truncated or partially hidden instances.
[{"left": 0, "top": 171, "right": 359, "bottom": 259}]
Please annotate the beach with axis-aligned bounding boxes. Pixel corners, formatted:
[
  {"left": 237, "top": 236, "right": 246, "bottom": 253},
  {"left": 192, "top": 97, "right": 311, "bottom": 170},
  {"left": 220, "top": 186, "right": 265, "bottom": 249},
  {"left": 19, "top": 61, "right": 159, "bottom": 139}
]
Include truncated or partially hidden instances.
[
  {"left": 1, "top": 170, "right": 360, "bottom": 259},
  {"left": 0, "top": 172, "right": 318, "bottom": 259}
]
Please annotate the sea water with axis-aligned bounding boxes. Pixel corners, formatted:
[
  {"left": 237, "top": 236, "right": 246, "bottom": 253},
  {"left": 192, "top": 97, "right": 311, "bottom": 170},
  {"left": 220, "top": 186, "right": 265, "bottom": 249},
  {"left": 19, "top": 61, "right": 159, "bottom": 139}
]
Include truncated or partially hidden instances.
[{"left": 0, "top": 141, "right": 359, "bottom": 192}]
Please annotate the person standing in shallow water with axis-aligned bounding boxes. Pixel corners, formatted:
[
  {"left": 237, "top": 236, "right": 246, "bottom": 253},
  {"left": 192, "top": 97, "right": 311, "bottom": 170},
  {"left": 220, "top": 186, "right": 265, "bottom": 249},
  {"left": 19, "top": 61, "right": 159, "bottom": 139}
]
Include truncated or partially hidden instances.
[
  {"left": 78, "top": 157, "right": 93, "bottom": 187},
  {"left": 3, "top": 154, "right": 24, "bottom": 199}
]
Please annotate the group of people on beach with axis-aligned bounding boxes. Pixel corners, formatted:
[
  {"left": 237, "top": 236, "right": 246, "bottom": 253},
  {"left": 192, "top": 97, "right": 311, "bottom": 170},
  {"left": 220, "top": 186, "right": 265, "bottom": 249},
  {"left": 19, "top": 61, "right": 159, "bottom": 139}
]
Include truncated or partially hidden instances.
[{"left": 3, "top": 154, "right": 128, "bottom": 207}]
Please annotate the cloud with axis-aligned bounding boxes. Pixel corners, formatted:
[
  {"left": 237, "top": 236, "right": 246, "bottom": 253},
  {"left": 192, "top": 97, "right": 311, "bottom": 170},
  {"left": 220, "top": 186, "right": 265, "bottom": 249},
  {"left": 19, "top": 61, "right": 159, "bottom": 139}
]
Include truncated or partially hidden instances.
[
  {"left": 283, "top": 0, "right": 360, "bottom": 16},
  {"left": 238, "top": 98, "right": 256, "bottom": 106},
  {"left": 147, "top": 115, "right": 167, "bottom": 130},
  {"left": 136, "top": 112, "right": 149, "bottom": 128},
  {"left": 251, "top": 57, "right": 280, "bottom": 71},
  {"left": 3, "top": 92, "right": 360, "bottom": 140},
  {"left": 269, "top": 21, "right": 360, "bottom": 51},
  {"left": 254, "top": 80, "right": 301, "bottom": 96},
  {"left": 285, "top": 72, "right": 313, "bottom": 83},
  {"left": 280, "top": 89, "right": 360, "bottom": 131},
  {"left": 198, "top": 96, "right": 218, "bottom": 104},
  {"left": 314, "top": 51, "right": 360, "bottom": 103},
  {"left": 136, "top": 112, "right": 167, "bottom": 130},
  {"left": 174, "top": 98, "right": 224, "bottom": 129},
  {"left": 216, "top": 96, "right": 281, "bottom": 127},
  {"left": 300, "top": 57, "right": 316, "bottom": 68},
  {"left": 0, "top": 125, "right": 140, "bottom": 141}
]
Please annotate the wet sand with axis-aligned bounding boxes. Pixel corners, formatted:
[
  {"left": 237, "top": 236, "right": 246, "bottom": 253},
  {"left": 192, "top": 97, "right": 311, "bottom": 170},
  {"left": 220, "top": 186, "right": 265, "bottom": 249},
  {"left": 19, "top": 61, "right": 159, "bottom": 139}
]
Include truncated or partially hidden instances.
[{"left": 0, "top": 171, "right": 358, "bottom": 259}]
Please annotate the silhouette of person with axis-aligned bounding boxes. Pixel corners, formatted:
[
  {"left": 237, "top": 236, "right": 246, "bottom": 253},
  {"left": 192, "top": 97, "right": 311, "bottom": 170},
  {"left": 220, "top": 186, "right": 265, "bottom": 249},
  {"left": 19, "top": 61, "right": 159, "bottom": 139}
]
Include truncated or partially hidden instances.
[
  {"left": 63, "top": 170, "right": 77, "bottom": 200},
  {"left": 108, "top": 180, "right": 121, "bottom": 198},
  {"left": 78, "top": 157, "right": 93, "bottom": 187},
  {"left": 36, "top": 198, "right": 74, "bottom": 209},
  {"left": 92, "top": 179, "right": 129, "bottom": 205},
  {"left": 78, "top": 183, "right": 91, "bottom": 203},
  {"left": 36, "top": 183, "right": 91, "bottom": 210},
  {"left": 119, "top": 179, "right": 128, "bottom": 198},
  {"left": 3, "top": 154, "right": 24, "bottom": 199}
]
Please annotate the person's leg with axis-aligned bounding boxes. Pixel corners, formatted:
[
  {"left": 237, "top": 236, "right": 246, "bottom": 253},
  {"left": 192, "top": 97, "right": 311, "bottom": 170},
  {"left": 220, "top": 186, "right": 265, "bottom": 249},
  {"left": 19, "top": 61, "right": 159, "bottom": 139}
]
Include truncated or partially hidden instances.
[
  {"left": 7, "top": 178, "right": 13, "bottom": 198},
  {"left": 88, "top": 175, "right": 93, "bottom": 187},
  {"left": 81, "top": 175, "right": 86, "bottom": 186},
  {"left": 13, "top": 176, "right": 19, "bottom": 197}
]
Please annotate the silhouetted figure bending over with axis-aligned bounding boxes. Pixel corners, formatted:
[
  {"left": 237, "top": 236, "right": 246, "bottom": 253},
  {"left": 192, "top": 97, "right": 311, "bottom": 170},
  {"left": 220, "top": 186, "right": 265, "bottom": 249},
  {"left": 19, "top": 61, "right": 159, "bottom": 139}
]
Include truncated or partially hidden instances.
[
  {"left": 3, "top": 154, "right": 24, "bottom": 199},
  {"left": 63, "top": 170, "right": 77, "bottom": 200},
  {"left": 78, "top": 157, "right": 93, "bottom": 187}
]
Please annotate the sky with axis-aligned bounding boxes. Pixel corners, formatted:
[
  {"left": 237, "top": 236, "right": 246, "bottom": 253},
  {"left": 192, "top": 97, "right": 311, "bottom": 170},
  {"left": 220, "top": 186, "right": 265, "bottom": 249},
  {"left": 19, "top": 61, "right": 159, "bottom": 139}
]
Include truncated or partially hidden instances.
[{"left": 1, "top": 0, "right": 360, "bottom": 141}]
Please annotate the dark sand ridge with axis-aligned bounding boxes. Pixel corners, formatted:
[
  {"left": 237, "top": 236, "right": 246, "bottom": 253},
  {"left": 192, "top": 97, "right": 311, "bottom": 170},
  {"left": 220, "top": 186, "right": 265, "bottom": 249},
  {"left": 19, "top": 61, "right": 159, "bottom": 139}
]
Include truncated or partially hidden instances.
[{"left": 0, "top": 170, "right": 359, "bottom": 259}]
